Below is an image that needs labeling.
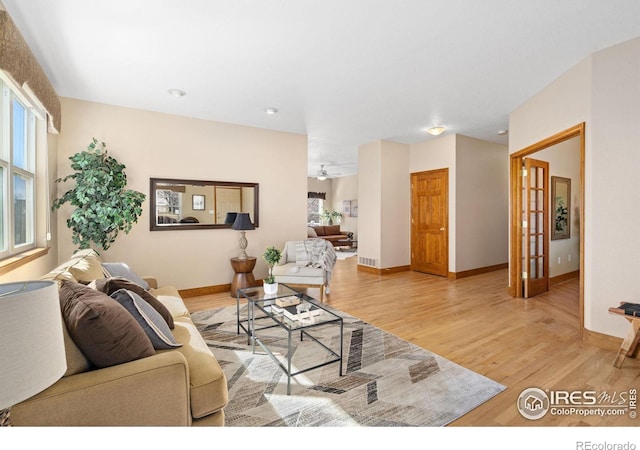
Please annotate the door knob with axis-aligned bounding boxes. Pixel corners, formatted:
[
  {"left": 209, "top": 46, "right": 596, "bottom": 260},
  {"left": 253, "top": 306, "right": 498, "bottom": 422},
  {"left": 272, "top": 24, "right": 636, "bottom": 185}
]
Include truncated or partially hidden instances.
[{"left": 440, "top": 227, "right": 445, "bottom": 231}]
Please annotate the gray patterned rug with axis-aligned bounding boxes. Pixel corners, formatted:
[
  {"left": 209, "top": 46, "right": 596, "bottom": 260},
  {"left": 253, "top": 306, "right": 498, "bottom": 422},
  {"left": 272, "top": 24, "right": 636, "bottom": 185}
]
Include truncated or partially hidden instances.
[{"left": 191, "top": 304, "right": 505, "bottom": 426}]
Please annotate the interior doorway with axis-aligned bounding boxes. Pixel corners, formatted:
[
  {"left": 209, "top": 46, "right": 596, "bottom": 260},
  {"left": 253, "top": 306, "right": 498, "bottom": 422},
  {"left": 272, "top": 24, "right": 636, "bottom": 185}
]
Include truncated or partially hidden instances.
[
  {"left": 509, "top": 123, "right": 585, "bottom": 332},
  {"left": 411, "top": 168, "right": 449, "bottom": 277}
]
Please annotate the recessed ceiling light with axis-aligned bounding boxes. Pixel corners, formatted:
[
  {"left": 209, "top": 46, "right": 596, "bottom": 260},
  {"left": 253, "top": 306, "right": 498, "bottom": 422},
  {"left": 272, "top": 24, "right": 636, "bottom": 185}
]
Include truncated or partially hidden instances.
[
  {"left": 497, "top": 129, "right": 509, "bottom": 135},
  {"left": 168, "top": 89, "right": 187, "bottom": 98},
  {"left": 427, "top": 126, "right": 446, "bottom": 136},
  {"left": 264, "top": 107, "right": 279, "bottom": 115}
]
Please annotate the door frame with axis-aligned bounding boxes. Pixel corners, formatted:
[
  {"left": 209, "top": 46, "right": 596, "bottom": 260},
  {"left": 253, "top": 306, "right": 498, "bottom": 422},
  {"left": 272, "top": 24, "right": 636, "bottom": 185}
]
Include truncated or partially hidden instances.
[{"left": 509, "top": 123, "right": 585, "bottom": 334}]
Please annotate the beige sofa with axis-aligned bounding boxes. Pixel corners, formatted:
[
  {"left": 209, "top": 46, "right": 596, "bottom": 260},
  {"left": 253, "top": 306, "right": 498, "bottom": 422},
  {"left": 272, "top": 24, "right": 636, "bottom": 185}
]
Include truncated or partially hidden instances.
[
  {"left": 11, "top": 249, "right": 228, "bottom": 426},
  {"left": 272, "top": 239, "right": 336, "bottom": 302}
]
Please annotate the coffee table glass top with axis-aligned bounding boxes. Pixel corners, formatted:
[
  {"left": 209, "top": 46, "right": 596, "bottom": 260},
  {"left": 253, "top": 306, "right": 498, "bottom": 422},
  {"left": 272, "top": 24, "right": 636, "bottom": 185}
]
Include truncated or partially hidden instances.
[{"left": 238, "top": 284, "right": 340, "bottom": 331}]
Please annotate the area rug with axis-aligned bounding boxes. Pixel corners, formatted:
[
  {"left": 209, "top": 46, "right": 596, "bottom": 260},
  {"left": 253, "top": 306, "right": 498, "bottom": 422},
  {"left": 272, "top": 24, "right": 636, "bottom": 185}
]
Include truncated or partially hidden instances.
[
  {"left": 191, "top": 304, "right": 505, "bottom": 426},
  {"left": 335, "top": 249, "right": 357, "bottom": 260}
]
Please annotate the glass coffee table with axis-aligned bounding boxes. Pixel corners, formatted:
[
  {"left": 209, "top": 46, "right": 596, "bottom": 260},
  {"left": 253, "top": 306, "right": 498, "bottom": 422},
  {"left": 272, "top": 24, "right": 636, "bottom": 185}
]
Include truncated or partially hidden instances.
[{"left": 237, "top": 283, "right": 343, "bottom": 394}]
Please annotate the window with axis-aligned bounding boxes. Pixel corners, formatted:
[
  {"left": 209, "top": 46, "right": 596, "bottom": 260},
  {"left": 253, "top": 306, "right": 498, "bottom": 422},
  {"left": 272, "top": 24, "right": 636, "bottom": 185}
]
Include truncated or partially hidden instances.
[
  {"left": 0, "top": 75, "right": 39, "bottom": 260},
  {"left": 307, "top": 198, "right": 323, "bottom": 225},
  {"left": 307, "top": 191, "right": 326, "bottom": 225}
]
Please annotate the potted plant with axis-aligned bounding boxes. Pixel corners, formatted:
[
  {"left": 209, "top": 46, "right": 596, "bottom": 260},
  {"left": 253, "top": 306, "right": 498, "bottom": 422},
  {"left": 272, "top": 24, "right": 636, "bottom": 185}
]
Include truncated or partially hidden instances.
[
  {"left": 263, "top": 246, "right": 282, "bottom": 294},
  {"left": 320, "top": 209, "right": 342, "bottom": 225},
  {"left": 52, "top": 138, "right": 146, "bottom": 251}
]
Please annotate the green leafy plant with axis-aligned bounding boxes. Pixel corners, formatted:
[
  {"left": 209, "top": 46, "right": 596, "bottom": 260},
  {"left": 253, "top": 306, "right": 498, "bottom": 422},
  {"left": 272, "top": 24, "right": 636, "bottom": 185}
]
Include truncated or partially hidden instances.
[
  {"left": 52, "top": 138, "right": 146, "bottom": 251},
  {"left": 263, "top": 246, "right": 282, "bottom": 284},
  {"left": 320, "top": 209, "right": 342, "bottom": 225}
]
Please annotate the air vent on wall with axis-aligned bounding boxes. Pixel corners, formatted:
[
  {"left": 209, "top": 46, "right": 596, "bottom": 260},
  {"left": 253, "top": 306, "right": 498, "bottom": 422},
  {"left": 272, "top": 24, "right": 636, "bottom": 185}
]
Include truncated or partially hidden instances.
[{"left": 358, "top": 257, "right": 376, "bottom": 267}]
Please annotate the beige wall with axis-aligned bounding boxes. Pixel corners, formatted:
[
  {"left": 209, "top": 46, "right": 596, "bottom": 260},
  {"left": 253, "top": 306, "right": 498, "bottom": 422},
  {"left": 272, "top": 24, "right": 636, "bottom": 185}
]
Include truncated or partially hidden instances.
[
  {"left": 409, "top": 134, "right": 508, "bottom": 274},
  {"left": 509, "top": 36, "right": 640, "bottom": 338},
  {"left": 357, "top": 141, "right": 383, "bottom": 267},
  {"left": 533, "top": 137, "right": 581, "bottom": 278},
  {"left": 410, "top": 134, "right": 457, "bottom": 270},
  {"left": 455, "top": 135, "right": 509, "bottom": 272},
  {"left": 330, "top": 175, "right": 358, "bottom": 237},
  {"left": 380, "top": 141, "right": 410, "bottom": 269},
  {"left": 307, "top": 178, "right": 333, "bottom": 211},
  {"left": 54, "top": 98, "right": 308, "bottom": 290}
]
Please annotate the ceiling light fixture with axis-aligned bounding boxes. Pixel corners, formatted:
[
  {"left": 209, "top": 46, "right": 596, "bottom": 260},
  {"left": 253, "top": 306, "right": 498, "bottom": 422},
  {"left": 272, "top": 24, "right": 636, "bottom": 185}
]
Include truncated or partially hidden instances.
[
  {"left": 168, "top": 89, "right": 187, "bottom": 98},
  {"left": 497, "top": 129, "right": 509, "bottom": 135},
  {"left": 264, "top": 107, "right": 279, "bottom": 115},
  {"left": 427, "top": 126, "right": 446, "bottom": 136},
  {"left": 316, "top": 165, "right": 328, "bottom": 180}
]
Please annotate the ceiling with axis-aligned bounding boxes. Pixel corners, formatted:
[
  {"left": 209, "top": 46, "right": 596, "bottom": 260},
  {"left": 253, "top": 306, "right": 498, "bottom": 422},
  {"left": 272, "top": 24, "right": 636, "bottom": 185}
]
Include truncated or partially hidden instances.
[{"left": 3, "top": 1, "right": 640, "bottom": 178}]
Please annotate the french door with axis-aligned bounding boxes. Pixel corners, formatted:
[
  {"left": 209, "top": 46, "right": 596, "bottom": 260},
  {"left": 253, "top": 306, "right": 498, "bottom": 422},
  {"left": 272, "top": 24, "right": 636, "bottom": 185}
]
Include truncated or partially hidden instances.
[{"left": 522, "top": 158, "right": 549, "bottom": 298}]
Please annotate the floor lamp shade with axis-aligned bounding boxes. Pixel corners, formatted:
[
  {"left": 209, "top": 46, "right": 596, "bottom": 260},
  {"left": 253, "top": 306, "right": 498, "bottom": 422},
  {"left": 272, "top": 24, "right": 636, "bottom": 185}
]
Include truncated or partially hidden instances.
[{"left": 0, "top": 281, "right": 67, "bottom": 412}]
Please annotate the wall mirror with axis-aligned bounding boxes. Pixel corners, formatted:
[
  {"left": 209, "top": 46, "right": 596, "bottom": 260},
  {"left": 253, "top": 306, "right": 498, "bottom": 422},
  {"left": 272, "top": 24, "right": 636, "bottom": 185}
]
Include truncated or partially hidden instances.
[{"left": 150, "top": 178, "right": 259, "bottom": 230}]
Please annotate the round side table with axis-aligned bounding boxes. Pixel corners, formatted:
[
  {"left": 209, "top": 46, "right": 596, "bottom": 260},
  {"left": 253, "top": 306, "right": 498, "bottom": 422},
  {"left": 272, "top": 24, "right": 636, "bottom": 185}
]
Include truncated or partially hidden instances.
[{"left": 230, "top": 256, "right": 257, "bottom": 297}]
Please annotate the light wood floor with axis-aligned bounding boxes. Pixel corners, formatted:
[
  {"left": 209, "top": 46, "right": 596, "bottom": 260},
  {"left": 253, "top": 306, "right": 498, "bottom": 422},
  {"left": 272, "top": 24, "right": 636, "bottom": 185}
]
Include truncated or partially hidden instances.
[{"left": 184, "top": 255, "right": 640, "bottom": 426}]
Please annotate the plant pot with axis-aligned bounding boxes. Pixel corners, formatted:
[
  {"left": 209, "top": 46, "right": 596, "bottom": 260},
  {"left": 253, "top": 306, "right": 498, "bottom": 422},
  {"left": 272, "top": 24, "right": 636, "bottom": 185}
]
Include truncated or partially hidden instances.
[{"left": 263, "top": 282, "right": 278, "bottom": 295}]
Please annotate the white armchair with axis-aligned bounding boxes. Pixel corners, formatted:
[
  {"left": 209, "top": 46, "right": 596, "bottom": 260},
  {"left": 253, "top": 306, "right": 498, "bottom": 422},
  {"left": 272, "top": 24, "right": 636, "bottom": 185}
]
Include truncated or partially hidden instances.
[{"left": 271, "top": 239, "right": 336, "bottom": 302}]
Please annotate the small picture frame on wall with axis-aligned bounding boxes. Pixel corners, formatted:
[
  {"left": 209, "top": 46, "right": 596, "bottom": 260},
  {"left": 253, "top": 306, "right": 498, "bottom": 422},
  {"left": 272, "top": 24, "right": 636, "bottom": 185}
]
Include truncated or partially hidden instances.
[
  {"left": 551, "top": 176, "right": 570, "bottom": 240},
  {"left": 350, "top": 200, "right": 358, "bottom": 217},
  {"left": 343, "top": 200, "right": 351, "bottom": 217},
  {"left": 192, "top": 194, "right": 205, "bottom": 211}
]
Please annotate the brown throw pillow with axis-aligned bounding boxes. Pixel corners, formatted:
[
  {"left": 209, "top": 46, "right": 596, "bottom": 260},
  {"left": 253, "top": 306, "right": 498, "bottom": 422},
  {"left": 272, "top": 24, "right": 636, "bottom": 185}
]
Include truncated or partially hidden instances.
[
  {"left": 91, "top": 277, "right": 174, "bottom": 329},
  {"left": 59, "top": 280, "right": 155, "bottom": 368}
]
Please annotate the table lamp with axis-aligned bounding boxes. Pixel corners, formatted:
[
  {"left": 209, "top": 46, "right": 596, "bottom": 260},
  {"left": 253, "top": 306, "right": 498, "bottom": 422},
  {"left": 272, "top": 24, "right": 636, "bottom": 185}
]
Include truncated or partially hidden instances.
[
  {"left": 0, "top": 280, "right": 67, "bottom": 426},
  {"left": 224, "top": 212, "right": 238, "bottom": 225},
  {"left": 231, "top": 212, "right": 255, "bottom": 260}
]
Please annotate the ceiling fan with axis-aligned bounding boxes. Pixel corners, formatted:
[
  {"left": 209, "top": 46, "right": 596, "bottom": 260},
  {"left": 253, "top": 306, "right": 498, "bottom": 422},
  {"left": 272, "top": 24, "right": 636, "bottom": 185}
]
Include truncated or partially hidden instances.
[
  {"left": 316, "top": 164, "right": 341, "bottom": 180},
  {"left": 316, "top": 165, "right": 329, "bottom": 180}
]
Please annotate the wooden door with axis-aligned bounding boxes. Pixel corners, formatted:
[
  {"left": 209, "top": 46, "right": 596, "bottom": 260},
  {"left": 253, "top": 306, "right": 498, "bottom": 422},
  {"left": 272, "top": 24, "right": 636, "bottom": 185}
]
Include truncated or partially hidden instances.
[
  {"left": 411, "top": 169, "right": 448, "bottom": 277},
  {"left": 215, "top": 187, "right": 241, "bottom": 224},
  {"left": 523, "top": 158, "right": 549, "bottom": 298}
]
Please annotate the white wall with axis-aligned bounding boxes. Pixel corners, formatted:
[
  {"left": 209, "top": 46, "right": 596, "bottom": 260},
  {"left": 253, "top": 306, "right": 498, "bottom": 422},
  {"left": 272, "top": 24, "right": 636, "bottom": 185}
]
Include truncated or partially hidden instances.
[
  {"left": 455, "top": 135, "right": 509, "bottom": 272},
  {"left": 509, "top": 36, "right": 640, "bottom": 338},
  {"left": 55, "top": 98, "right": 308, "bottom": 290}
]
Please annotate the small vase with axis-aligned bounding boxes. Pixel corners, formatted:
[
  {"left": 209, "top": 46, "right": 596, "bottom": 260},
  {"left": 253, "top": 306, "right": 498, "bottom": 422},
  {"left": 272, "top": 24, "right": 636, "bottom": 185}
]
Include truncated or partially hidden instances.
[{"left": 263, "top": 282, "right": 278, "bottom": 295}]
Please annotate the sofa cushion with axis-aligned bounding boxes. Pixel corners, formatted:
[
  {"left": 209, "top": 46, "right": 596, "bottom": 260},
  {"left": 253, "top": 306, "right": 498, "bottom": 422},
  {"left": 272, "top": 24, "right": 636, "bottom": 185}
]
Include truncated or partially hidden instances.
[
  {"left": 92, "top": 277, "right": 174, "bottom": 329},
  {"left": 110, "top": 289, "right": 181, "bottom": 350},
  {"left": 59, "top": 280, "right": 155, "bottom": 368},
  {"left": 164, "top": 318, "right": 228, "bottom": 418},
  {"left": 313, "top": 226, "right": 326, "bottom": 236},
  {"left": 66, "top": 249, "right": 107, "bottom": 283},
  {"left": 150, "top": 286, "right": 191, "bottom": 320},
  {"left": 324, "top": 225, "right": 341, "bottom": 235},
  {"left": 307, "top": 226, "right": 318, "bottom": 238},
  {"left": 60, "top": 317, "right": 91, "bottom": 376},
  {"left": 102, "top": 262, "right": 150, "bottom": 290}
]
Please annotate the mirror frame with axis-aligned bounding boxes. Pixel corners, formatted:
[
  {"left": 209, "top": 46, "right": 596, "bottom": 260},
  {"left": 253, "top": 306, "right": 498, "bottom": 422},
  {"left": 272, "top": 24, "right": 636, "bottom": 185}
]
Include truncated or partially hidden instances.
[{"left": 149, "top": 177, "right": 259, "bottom": 231}]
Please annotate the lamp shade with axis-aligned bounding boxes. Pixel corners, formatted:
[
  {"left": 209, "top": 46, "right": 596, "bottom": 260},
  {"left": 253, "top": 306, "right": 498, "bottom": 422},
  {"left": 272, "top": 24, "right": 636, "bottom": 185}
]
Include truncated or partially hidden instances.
[
  {"left": 231, "top": 212, "right": 255, "bottom": 231},
  {"left": 0, "top": 281, "right": 66, "bottom": 410},
  {"left": 224, "top": 212, "right": 238, "bottom": 225}
]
